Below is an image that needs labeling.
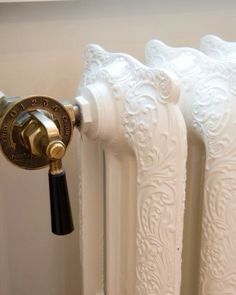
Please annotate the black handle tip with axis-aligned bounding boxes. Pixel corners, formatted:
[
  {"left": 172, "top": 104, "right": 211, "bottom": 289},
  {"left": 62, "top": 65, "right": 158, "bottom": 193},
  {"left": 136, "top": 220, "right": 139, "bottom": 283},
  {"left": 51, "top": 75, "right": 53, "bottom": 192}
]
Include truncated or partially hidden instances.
[{"left": 49, "top": 171, "right": 74, "bottom": 235}]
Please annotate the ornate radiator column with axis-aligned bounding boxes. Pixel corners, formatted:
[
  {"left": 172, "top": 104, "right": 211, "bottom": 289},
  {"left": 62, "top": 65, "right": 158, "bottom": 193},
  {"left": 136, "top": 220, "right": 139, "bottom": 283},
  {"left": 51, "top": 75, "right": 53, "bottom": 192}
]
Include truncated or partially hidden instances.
[
  {"left": 77, "top": 45, "right": 187, "bottom": 295},
  {"left": 146, "top": 40, "right": 236, "bottom": 295},
  {"left": 200, "top": 34, "right": 236, "bottom": 62}
]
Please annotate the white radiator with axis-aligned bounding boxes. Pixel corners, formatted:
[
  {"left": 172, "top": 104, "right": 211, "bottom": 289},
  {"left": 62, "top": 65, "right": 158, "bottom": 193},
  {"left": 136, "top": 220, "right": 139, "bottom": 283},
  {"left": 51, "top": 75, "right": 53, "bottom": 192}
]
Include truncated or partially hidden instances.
[{"left": 76, "top": 36, "right": 236, "bottom": 295}]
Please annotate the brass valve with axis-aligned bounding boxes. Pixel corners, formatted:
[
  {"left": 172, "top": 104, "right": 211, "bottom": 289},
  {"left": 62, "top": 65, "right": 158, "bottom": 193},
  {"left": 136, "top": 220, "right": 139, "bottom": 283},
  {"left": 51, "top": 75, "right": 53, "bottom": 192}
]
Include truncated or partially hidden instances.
[{"left": 0, "top": 94, "right": 81, "bottom": 235}]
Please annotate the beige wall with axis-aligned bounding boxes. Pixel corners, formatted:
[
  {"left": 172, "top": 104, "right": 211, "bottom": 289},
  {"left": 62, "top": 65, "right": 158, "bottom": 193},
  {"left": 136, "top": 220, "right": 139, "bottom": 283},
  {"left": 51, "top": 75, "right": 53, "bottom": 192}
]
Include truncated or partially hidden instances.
[{"left": 0, "top": 1, "right": 236, "bottom": 294}]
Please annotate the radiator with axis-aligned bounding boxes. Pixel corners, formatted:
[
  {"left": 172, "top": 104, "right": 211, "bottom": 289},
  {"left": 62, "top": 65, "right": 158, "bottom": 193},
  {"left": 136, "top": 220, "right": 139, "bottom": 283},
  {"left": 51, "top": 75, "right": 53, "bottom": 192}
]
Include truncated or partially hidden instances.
[{"left": 76, "top": 36, "right": 236, "bottom": 295}]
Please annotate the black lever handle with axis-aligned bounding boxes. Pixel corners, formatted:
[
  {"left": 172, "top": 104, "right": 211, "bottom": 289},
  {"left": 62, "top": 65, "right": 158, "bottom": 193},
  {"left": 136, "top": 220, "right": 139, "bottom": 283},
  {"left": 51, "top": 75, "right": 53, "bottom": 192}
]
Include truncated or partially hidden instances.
[{"left": 48, "top": 170, "right": 74, "bottom": 235}]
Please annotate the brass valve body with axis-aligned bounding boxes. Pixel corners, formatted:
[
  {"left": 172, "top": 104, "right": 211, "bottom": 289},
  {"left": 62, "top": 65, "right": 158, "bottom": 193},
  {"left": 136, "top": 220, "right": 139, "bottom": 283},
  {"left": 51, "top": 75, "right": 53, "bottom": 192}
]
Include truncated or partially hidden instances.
[{"left": 0, "top": 95, "right": 74, "bottom": 169}]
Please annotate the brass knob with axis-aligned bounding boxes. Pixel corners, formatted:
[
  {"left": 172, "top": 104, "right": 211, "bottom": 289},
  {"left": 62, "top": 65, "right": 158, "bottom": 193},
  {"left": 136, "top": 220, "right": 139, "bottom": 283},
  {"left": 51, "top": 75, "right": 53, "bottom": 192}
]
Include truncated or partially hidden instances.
[{"left": 46, "top": 140, "right": 66, "bottom": 160}]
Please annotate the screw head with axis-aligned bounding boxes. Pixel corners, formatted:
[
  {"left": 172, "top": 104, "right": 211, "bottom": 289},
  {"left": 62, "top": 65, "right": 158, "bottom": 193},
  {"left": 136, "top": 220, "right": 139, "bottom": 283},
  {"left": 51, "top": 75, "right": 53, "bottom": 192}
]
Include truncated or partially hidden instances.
[{"left": 46, "top": 141, "right": 66, "bottom": 160}]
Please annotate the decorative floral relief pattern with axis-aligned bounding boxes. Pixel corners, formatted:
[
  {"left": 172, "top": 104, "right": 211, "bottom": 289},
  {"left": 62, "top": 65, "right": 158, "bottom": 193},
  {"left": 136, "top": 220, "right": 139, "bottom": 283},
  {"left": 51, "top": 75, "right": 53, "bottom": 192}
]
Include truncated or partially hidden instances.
[
  {"left": 80, "top": 45, "right": 187, "bottom": 295},
  {"left": 200, "top": 35, "right": 236, "bottom": 62},
  {"left": 80, "top": 44, "right": 111, "bottom": 87},
  {"left": 122, "top": 73, "right": 185, "bottom": 295},
  {"left": 200, "top": 147, "right": 236, "bottom": 294},
  {"left": 146, "top": 40, "right": 236, "bottom": 295}
]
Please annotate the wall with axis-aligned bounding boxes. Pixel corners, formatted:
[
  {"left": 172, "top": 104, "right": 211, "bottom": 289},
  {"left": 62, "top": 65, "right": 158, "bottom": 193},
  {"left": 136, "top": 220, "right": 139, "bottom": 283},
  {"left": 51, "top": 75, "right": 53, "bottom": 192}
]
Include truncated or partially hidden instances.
[{"left": 0, "top": 0, "right": 236, "bottom": 294}]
